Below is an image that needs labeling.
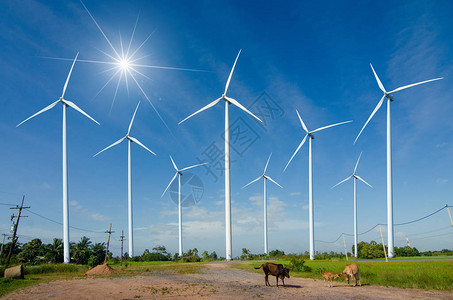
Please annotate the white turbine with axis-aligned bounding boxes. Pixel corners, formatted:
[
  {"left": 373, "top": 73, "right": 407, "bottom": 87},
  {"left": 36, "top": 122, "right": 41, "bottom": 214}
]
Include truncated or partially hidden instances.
[
  {"left": 354, "top": 64, "right": 443, "bottom": 258},
  {"left": 17, "top": 53, "right": 100, "bottom": 263},
  {"left": 94, "top": 101, "right": 156, "bottom": 257},
  {"left": 179, "top": 50, "right": 262, "bottom": 260},
  {"left": 284, "top": 110, "right": 351, "bottom": 260},
  {"left": 331, "top": 152, "right": 373, "bottom": 258},
  {"left": 242, "top": 153, "right": 282, "bottom": 255},
  {"left": 161, "top": 156, "right": 207, "bottom": 256}
]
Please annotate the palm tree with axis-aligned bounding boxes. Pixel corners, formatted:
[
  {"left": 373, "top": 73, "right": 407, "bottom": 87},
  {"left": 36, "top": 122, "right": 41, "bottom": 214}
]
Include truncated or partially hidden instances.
[
  {"left": 47, "top": 238, "right": 63, "bottom": 263},
  {"left": 72, "top": 236, "right": 92, "bottom": 264}
]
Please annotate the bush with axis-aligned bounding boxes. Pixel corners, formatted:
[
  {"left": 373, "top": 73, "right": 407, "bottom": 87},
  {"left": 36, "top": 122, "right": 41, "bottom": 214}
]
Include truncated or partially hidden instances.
[{"left": 288, "top": 257, "right": 306, "bottom": 272}]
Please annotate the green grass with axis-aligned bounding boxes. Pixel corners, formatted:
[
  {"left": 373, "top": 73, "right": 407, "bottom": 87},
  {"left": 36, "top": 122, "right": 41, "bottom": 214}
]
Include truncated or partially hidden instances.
[
  {"left": 232, "top": 259, "right": 453, "bottom": 291},
  {"left": 111, "top": 261, "right": 205, "bottom": 275},
  {"left": 0, "top": 264, "right": 89, "bottom": 297}
]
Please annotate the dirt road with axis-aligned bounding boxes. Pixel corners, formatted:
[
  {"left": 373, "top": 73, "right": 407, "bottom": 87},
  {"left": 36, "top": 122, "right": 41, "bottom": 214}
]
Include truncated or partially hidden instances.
[{"left": 4, "top": 263, "right": 452, "bottom": 299}]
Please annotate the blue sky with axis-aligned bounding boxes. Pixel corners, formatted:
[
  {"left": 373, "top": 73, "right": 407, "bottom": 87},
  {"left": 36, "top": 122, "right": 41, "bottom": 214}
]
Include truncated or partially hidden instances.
[{"left": 1, "top": 0, "right": 452, "bottom": 257}]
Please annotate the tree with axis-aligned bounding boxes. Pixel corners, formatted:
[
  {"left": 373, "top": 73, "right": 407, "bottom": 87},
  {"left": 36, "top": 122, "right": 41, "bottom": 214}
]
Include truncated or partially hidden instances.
[
  {"left": 356, "top": 241, "right": 386, "bottom": 259},
  {"left": 240, "top": 248, "right": 250, "bottom": 260},
  {"left": 17, "top": 239, "right": 44, "bottom": 263},
  {"left": 44, "top": 238, "right": 63, "bottom": 263},
  {"left": 72, "top": 236, "right": 92, "bottom": 265},
  {"left": 88, "top": 242, "right": 106, "bottom": 267},
  {"left": 269, "top": 249, "right": 285, "bottom": 257}
]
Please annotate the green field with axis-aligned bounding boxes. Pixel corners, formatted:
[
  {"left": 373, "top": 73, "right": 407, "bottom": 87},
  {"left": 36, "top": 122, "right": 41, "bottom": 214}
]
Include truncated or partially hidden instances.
[{"left": 233, "top": 259, "right": 453, "bottom": 291}]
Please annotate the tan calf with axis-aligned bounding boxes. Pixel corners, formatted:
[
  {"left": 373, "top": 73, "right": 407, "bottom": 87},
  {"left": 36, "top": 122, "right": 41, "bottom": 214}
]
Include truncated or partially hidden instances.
[
  {"left": 341, "top": 263, "right": 360, "bottom": 286},
  {"left": 321, "top": 272, "right": 341, "bottom": 287}
]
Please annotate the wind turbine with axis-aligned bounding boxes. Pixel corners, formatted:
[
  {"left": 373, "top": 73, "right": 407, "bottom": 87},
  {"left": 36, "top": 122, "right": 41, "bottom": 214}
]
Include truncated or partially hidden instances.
[
  {"left": 331, "top": 152, "right": 373, "bottom": 258},
  {"left": 284, "top": 110, "right": 351, "bottom": 260},
  {"left": 242, "top": 153, "right": 282, "bottom": 255},
  {"left": 161, "top": 156, "right": 207, "bottom": 256},
  {"left": 17, "top": 53, "right": 100, "bottom": 263},
  {"left": 179, "top": 50, "right": 262, "bottom": 260},
  {"left": 354, "top": 64, "right": 443, "bottom": 258},
  {"left": 94, "top": 101, "right": 156, "bottom": 257}
]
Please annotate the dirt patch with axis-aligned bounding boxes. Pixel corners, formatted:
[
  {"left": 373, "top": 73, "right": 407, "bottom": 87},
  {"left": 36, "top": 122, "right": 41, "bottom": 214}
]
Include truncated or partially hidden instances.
[
  {"left": 4, "top": 262, "right": 453, "bottom": 299},
  {"left": 84, "top": 263, "right": 116, "bottom": 276}
]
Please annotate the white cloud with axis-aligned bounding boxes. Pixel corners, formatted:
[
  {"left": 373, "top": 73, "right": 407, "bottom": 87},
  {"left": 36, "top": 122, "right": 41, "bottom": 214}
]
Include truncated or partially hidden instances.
[
  {"left": 70, "top": 200, "right": 110, "bottom": 223},
  {"left": 290, "top": 192, "right": 301, "bottom": 196},
  {"left": 436, "top": 178, "right": 449, "bottom": 185},
  {"left": 41, "top": 182, "right": 52, "bottom": 190}
]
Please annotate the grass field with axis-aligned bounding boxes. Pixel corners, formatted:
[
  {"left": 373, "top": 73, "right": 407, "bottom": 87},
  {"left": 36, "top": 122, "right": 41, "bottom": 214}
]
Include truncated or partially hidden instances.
[{"left": 233, "top": 259, "right": 453, "bottom": 291}]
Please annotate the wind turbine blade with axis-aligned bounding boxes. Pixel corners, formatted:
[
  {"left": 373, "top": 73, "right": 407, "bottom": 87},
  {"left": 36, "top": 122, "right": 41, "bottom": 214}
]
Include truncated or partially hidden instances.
[
  {"left": 354, "top": 95, "right": 385, "bottom": 144},
  {"left": 354, "top": 152, "right": 363, "bottom": 174},
  {"left": 225, "top": 96, "right": 262, "bottom": 123},
  {"left": 331, "top": 175, "right": 353, "bottom": 189},
  {"left": 242, "top": 176, "right": 262, "bottom": 189},
  {"left": 224, "top": 49, "right": 241, "bottom": 95},
  {"left": 93, "top": 137, "right": 125, "bottom": 157},
  {"left": 180, "top": 163, "right": 208, "bottom": 172},
  {"left": 266, "top": 176, "right": 283, "bottom": 188},
  {"left": 64, "top": 100, "right": 100, "bottom": 125},
  {"left": 370, "top": 63, "right": 386, "bottom": 93},
  {"left": 263, "top": 152, "right": 272, "bottom": 174},
  {"left": 296, "top": 109, "right": 309, "bottom": 133},
  {"left": 127, "top": 101, "right": 140, "bottom": 135},
  {"left": 388, "top": 77, "right": 443, "bottom": 94},
  {"left": 312, "top": 120, "right": 352, "bottom": 133},
  {"left": 178, "top": 97, "right": 222, "bottom": 125},
  {"left": 356, "top": 175, "right": 373, "bottom": 188},
  {"left": 283, "top": 134, "right": 308, "bottom": 172},
  {"left": 169, "top": 155, "right": 178, "bottom": 171},
  {"left": 128, "top": 136, "right": 157, "bottom": 155},
  {"left": 16, "top": 100, "right": 60, "bottom": 127},
  {"left": 61, "top": 52, "right": 79, "bottom": 98},
  {"left": 161, "top": 173, "right": 178, "bottom": 197}
]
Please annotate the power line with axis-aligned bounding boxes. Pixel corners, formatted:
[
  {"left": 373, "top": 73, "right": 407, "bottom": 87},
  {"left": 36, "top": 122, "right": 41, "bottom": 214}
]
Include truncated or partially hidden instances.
[
  {"left": 24, "top": 208, "right": 105, "bottom": 233},
  {"left": 316, "top": 205, "right": 450, "bottom": 244}
]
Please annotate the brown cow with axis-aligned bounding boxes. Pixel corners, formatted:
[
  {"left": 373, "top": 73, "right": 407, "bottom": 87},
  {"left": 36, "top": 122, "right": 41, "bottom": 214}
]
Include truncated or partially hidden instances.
[
  {"left": 340, "top": 263, "right": 360, "bottom": 286},
  {"left": 255, "top": 262, "right": 290, "bottom": 287}
]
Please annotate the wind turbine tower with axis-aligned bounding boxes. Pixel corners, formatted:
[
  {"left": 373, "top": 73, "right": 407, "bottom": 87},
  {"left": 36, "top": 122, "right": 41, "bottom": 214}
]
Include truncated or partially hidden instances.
[
  {"left": 94, "top": 102, "right": 156, "bottom": 257},
  {"left": 17, "top": 53, "right": 100, "bottom": 263},
  {"left": 179, "top": 50, "right": 262, "bottom": 260},
  {"left": 242, "top": 153, "right": 282, "bottom": 254},
  {"left": 284, "top": 110, "right": 351, "bottom": 260},
  {"left": 162, "top": 156, "right": 206, "bottom": 256},
  {"left": 331, "top": 152, "right": 373, "bottom": 258},
  {"left": 355, "top": 64, "right": 442, "bottom": 258}
]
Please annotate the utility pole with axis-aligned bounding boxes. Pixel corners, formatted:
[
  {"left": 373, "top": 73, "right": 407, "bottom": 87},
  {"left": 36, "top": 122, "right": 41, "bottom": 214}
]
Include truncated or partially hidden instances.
[
  {"left": 119, "top": 230, "right": 125, "bottom": 266},
  {"left": 342, "top": 233, "right": 348, "bottom": 261},
  {"left": 5, "top": 196, "right": 30, "bottom": 268},
  {"left": 379, "top": 225, "right": 388, "bottom": 263},
  {"left": 0, "top": 233, "right": 8, "bottom": 258},
  {"left": 446, "top": 204, "right": 453, "bottom": 227},
  {"left": 104, "top": 223, "right": 114, "bottom": 264}
]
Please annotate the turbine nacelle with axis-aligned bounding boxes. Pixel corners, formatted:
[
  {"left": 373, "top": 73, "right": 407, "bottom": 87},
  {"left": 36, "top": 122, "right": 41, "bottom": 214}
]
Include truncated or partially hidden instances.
[{"left": 384, "top": 93, "right": 394, "bottom": 101}]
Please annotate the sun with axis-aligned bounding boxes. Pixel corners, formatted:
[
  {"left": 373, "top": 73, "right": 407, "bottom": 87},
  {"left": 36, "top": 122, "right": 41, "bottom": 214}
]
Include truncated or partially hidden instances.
[{"left": 119, "top": 58, "right": 130, "bottom": 71}]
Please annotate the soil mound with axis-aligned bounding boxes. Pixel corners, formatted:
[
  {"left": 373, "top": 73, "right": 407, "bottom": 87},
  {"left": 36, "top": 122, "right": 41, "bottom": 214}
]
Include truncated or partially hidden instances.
[{"left": 85, "top": 263, "right": 116, "bottom": 275}]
